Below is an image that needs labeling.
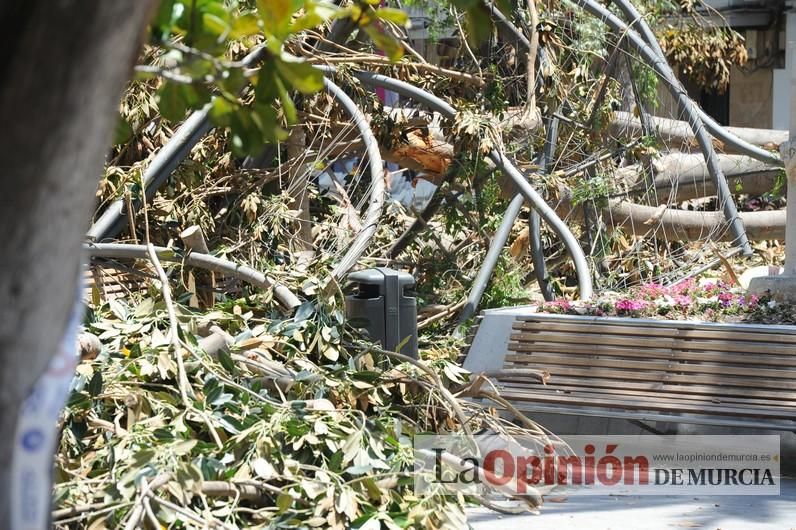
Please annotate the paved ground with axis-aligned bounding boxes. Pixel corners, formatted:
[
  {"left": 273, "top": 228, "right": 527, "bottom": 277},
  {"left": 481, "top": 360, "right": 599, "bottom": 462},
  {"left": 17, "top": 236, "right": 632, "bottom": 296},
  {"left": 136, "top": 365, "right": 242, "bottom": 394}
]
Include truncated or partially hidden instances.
[{"left": 468, "top": 478, "right": 796, "bottom": 529}]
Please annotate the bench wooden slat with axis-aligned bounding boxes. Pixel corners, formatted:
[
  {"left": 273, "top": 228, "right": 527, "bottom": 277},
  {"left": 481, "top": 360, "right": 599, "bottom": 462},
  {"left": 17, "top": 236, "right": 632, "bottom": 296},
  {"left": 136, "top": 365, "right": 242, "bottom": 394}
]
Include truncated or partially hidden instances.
[
  {"left": 508, "top": 341, "right": 796, "bottom": 367},
  {"left": 496, "top": 382, "right": 796, "bottom": 408},
  {"left": 513, "top": 319, "right": 796, "bottom": 344},
  {"left": 497, "top": 388, "right": 796, "bottom": 420},
  {"left": 500, "top": 364, "right": 796, "bottom": 391},
  {"left": 516, "top": 314, "right": 796, "bottom": 337},
  {"left": 510, "top": 330, "right": 796, "bottom": 355},
  {"left": 521, "top": 376, "right": 796, "bottom": 401},
  {"left": 504, "top": 353, "right": 796, "bottom": 380},
  {"left": 500, "top": 385, "right": 796, "bottom": 412}
]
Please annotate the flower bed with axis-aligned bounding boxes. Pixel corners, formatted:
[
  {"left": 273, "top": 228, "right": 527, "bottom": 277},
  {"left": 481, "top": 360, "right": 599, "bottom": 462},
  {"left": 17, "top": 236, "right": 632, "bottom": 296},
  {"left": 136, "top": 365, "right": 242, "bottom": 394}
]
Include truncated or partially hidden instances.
[{"left": 539, "top": 278, "right": 795, "bottom": 324}]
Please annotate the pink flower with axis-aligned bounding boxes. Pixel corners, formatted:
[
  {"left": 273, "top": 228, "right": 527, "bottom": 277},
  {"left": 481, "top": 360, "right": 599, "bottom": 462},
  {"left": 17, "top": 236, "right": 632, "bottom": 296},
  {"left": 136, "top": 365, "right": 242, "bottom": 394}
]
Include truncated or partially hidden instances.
[
  {"left": 739, "top": 294, "right": 759, "bottom": 308},
  {"left": 637, "top": 282, "right": 666, "bottom": 299},
  {"left": 542, "top": 299, "right": 572, "bottom": 313},
  {"left": 615, "top": 299, "right": 648, "bottom": 314},
  {"left": 718, "top": 291, "right": 734, "bottom": 307},
  {"left": 669, "top": 278, "right": 695, "bottom": 296},
  {"left": 672, "top": 295, "right": 691, "bottom": 308}
]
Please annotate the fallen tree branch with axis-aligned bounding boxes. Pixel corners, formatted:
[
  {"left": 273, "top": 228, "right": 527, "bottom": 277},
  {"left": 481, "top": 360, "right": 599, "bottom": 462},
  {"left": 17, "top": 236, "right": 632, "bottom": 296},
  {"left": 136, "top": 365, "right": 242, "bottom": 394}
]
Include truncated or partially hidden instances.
[
  {"left": 201, "top": 481, "right": 268, "bottom": 502},
  {"left": 418, "top": 298, "right": 467, "bottom": 329},
  {"left": 84, "top": 243, "right": 302, "bottom": 310},
  {"left": 556, "top": 191, "right": 786, "bottom": 241},
  {"left": 624, "top": 153, "right": 782, "bottom": 202},
  {"left": 146, "top": 243, "right": 192, "bottom": 406},
  {"left": 307, "top": 55, "right": 484, "bottom": 86},
  {"left": 612, "top": 111, "right": 788, "bottom": 152}
]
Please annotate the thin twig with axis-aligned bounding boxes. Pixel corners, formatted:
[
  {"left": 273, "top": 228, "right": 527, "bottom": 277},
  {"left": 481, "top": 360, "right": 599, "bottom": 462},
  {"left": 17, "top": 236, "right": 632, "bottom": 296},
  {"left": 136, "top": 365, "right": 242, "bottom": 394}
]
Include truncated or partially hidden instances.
[
  {"left": 451, "top": 7, "right": 483, "bottom": 78},
  {"left": 123, "top": 473, "right": 170, "bottom": 530},
  {"left": 417, "top": 298, "right": 467, "bottom": 329},
  {"left": 146, "top": 243, "right": 192, "bottom": 405}
]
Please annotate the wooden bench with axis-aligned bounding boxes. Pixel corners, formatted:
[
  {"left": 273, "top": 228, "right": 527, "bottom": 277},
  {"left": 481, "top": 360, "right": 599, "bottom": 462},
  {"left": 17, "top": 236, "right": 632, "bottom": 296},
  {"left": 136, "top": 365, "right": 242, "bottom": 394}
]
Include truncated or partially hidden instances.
[{"left": 482, "top": 312, "right": 796, "bottom": 431}]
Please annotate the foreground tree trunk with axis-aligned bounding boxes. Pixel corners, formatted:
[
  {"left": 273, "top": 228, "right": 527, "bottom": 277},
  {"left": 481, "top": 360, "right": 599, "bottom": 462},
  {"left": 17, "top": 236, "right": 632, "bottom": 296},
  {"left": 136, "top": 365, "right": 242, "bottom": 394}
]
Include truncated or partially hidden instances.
[{"left": 0, "top": 1, "right": 154, "bottom": 526}]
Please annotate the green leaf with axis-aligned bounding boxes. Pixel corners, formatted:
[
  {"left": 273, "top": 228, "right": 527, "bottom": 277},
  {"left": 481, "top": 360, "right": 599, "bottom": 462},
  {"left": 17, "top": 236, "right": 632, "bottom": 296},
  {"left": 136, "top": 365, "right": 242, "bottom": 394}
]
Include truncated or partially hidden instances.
[
  {"left": 257, "top": 0, "right": 305, "bottom": 40},
  {"left": 294, "top": 302, "right": 315, "bottom": 322},
  {"left": 290, "top": 11, "right": 324, "bottom": 34},
  {"left": 253, "top": 61, "right": 280, "bottom": 102},
  {"left": 218, "top": 68, "right": 247, "bottom": 100},
  {"left": 217, "top": 414, "right": 243, "bottom": 434},
  {"left": 217, "top": 349, "right": 236, "bottom": 374},
  {"left": 276, "top": 492, "right": 293, "bottom": 513},
  {"left": 363, "top": 25, "right": 404, "bottom": 62},
  {"left": 113, "top": 116, "right": 133, "bottom": 146},
  {"left": 157, "top": 82, "right": 189, "bottom": 122},
  {"left": 204, "top": 382, "right": 223, "bottom": 405},
  {"left": 202, "top": 12, "right": 230, "bottom": 36},
  {"left": 67, "top": 391, "right": 92, "bottom": 411},
  {"left": 275, "top": 76, "right": 297, "bottom": 124},
  {"left": 227, "top": 111, "right": 261, "bottom": 157},
  {"left": 275, "top": 55, "right": 324, "bottom": 94},
  {"left": 464, "top": 4, "right": 493, "bottom": 47},
  {"left": 88, "top": 372, "right": 103, "bottom": 397},
  {"left": 374, "top": 7, "right": 409, "bottom": 27},
  {"left": 209, "top": 97, "right": 237, "bottom": 127},
  {"left": 230, "top": 13, "right": 262, "bottom": 39},
  {"left": 290, "top": 3, "right": 342, "bottom": 33},
  {"left": 153, "top": 428, "right": 175, "bottom": 441}
]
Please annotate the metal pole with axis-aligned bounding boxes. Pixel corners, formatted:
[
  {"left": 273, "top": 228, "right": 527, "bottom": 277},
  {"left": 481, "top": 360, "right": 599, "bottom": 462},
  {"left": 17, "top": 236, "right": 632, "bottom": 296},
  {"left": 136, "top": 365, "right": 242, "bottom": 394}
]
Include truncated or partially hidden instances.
[
  {"left": 87, "top": 107, "right": 212, "bottom": 241},
  {"left": 320, "top": 68, "right": 594, "bottom": 301},
  {"left": 454, "top": 193, "right": 526, "bottom": 336},
  {"left": 323, "top": 78, "right": 386, "bottom": 279},
  {"left": 530, "top": 115, "right": 560, "bottom": 301},
  {"left": 85, "top": 242, "right": 301, "bottom": 310}
]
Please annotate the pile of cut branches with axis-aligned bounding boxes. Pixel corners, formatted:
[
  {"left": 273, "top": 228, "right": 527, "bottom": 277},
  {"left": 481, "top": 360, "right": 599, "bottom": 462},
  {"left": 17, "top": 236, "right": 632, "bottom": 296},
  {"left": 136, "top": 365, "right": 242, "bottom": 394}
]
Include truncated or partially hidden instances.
[{"left": 57, "top": 267, "right": 558, "bottom": 528}]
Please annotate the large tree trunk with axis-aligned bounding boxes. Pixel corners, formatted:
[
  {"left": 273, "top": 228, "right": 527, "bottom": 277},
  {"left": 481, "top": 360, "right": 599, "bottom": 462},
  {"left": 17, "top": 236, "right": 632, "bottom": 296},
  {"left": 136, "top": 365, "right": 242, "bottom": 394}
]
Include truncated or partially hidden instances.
[
  {"left": 556, "top": 192, "right": 786, "bottom": 242},
  {"left": 611, "top": 111, "right": 788, "bottom": 152},
  {"left": 0, "top": 1, "right": 154, "bottom": 527},
  {"left": 621, "top": 153, "right": 782, "bottom": 202}
]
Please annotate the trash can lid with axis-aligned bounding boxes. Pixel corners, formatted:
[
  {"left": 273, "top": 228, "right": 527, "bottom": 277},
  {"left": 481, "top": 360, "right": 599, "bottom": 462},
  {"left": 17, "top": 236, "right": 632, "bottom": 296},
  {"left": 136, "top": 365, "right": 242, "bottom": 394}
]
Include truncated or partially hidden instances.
[{"left": 348, "top": 267, "right": 415, "bottom": 287}]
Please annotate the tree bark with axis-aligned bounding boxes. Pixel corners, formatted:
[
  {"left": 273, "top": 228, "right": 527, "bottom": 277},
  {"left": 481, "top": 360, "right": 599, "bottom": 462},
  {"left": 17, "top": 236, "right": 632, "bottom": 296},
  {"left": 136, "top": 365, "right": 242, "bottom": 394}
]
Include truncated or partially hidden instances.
[
  {"left": 623, "top": 153, "right": 783, "bottom": 202},
  {"left": 0, "top": 1, "right": 154, "bottom": 526},
  {"left": 556, "top": 192, "right": 786, "bottom": 242},
  {"left": 611, "top": 111, "right": 788, "bottom": 152}
]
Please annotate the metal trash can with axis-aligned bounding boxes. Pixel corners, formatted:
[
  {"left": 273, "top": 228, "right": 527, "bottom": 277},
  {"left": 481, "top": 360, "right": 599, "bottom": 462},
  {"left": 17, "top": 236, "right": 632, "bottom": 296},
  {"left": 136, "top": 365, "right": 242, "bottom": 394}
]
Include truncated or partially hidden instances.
[{"left": 345, "top": 268, "right": 418, "bottom": 358}]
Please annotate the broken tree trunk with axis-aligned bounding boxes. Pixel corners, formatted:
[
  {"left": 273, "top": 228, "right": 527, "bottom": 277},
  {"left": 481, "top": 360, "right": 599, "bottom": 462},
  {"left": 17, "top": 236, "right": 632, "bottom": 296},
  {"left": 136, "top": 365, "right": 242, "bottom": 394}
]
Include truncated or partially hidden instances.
[{"left": 180, "top": 225, "right": 215, "bottom": 308}]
